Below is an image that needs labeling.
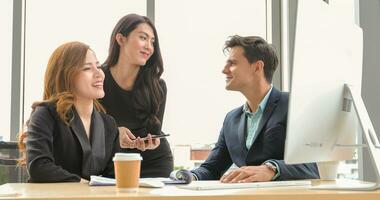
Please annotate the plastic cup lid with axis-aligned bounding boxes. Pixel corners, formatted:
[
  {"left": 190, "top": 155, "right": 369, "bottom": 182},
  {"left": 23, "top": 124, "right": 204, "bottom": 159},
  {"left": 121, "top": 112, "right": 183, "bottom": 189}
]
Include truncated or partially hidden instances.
[{"left": 113, "top": 153, "right": 143, "bottom": 161}]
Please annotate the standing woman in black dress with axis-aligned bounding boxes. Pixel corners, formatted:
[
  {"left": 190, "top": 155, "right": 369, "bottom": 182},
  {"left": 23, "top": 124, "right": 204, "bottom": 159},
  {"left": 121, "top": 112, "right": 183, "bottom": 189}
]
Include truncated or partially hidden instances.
[{"left": 101, "top": 13, "right": 173, "bottom": 177}]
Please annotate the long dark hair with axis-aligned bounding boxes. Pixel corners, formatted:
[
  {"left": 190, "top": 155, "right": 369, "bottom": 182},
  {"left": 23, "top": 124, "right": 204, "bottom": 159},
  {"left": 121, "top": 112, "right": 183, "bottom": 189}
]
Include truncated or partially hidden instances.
[{"left": 103, "top": 13, "right": 164, "bottom": 133}]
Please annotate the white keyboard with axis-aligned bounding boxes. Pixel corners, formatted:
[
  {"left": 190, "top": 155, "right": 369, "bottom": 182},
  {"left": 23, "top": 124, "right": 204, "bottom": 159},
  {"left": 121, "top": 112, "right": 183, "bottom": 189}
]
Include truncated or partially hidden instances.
[{"left": 178, "top": 180, "right": 311, "bottom": 190}]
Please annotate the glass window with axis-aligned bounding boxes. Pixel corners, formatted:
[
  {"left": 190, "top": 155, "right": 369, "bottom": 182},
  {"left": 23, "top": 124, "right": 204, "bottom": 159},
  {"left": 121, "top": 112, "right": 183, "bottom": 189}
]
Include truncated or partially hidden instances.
[
  {"left": 156, "top": 0, "right": 267, "bottom": 145},
  {"left": 23, "top": 0, "right": 146, "bottom": 120},
  {"left": 0, "top": 0, "right": 13, "bottom": 141}
]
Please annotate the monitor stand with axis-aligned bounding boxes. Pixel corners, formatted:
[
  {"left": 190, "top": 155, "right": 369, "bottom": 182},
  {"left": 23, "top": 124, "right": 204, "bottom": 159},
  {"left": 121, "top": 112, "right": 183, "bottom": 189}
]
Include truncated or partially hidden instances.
[
  {"left": 316, "top": 161, "right": 339, "bottom": 181},
  {"left": 311, "top": 84, "right": 380, "bottom": 191}
]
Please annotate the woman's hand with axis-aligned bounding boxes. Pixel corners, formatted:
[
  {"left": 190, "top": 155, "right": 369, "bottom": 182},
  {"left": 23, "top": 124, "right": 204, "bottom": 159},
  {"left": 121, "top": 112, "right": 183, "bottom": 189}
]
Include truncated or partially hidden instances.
[
  {"left": 119, "top": 127, "right": 160, "bottom": 151},
  {"left": 80, "top": 178, "right": 89, "bottom": 184},
  {"left": 118, "top": 127, "right": 137, "bottom": 149},
  {"left": 134, "top": 134, "right": 160, "bottom": 151}
]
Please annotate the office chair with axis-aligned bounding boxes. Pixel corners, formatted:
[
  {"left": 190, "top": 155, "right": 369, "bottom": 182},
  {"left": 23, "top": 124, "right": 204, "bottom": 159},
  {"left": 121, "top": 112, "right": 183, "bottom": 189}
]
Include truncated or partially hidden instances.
[{"left": 0, "top": 141, "right": 27, "bottom": 183}]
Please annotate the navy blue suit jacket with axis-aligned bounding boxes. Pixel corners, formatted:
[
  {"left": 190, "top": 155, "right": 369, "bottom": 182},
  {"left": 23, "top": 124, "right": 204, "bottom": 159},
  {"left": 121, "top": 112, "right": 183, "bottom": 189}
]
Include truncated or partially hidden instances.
[{"left": 192, "top": 87, "right": 319, "bottom": 180}]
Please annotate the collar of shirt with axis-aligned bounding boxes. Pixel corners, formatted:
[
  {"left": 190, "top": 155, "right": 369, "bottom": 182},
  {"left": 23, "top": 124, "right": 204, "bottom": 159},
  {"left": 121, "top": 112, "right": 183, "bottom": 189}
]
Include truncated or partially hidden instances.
[{"left": 243, "top": 85, "right": 273, "bottom": 116}]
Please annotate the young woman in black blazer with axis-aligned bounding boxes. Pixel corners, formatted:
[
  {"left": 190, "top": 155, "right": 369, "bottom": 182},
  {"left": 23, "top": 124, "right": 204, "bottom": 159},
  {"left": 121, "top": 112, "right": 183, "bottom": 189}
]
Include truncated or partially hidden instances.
[
  {"left": 101, "top": 14, "right": 173, "bottom": 177},
  {"left": 19, "top": 41, "right": 120, "bottom": 183}
]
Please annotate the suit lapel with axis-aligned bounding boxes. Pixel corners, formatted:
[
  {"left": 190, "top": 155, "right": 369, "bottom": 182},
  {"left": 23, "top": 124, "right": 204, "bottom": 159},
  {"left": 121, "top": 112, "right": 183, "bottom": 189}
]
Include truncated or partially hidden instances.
[
  {"left": 90, "top": 110, "right": 106, "bottom": 172},
  {"left": 249, "top": 88, "right": 281, "bottom": 147},
  {"left": 69, "top": 109, "right": 92, "bottom": 178}
]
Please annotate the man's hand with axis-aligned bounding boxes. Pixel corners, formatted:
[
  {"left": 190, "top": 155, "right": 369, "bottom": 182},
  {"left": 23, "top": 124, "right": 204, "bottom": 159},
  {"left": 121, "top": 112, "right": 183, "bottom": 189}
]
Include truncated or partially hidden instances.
[
  {"left": 220, "top": 165, "right": 275, "bottom": 183},
  {"left": 119, "top": 127, "right": 160, "bottom": 151}
]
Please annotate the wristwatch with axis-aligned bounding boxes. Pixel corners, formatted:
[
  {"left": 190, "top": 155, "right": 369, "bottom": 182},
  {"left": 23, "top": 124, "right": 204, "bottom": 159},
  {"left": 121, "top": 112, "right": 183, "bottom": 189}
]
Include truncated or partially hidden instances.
[{"left": 264, "top": 162, "right": 278, "bottom": 173}]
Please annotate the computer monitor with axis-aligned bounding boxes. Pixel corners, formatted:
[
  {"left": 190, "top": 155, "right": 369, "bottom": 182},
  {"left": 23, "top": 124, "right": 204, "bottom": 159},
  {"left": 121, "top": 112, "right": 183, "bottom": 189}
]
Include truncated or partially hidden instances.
[{"left": 284, "top": 0, "right": 380, "bottom": 190}]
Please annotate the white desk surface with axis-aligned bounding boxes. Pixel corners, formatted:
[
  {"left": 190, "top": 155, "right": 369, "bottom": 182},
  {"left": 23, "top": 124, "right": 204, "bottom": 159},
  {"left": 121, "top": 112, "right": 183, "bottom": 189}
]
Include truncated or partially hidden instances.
[{"left": 0, "top": 179, "right": 379, "bottom": 200}]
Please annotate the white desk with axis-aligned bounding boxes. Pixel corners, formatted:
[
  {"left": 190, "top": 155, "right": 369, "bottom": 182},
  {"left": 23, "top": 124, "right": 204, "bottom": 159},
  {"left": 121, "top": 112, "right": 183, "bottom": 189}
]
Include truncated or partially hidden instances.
[{"left": 0, "top": 180, "right": 379, "bottom": 200}]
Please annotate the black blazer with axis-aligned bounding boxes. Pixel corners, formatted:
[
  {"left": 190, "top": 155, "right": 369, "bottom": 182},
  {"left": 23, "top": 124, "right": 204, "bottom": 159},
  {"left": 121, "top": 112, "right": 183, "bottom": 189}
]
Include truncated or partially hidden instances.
[
  {"left": 192, "top": 87, "right": 319, "bottom": 180},
  {"left": 26, "top": 103, "right": 120, "bottom": 183}
]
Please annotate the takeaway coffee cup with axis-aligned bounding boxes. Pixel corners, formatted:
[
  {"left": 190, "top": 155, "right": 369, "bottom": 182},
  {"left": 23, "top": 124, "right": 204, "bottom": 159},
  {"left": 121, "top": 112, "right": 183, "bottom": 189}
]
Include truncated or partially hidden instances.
[{"left": 113, "top": 153, "right": 142, "bottom": 192}]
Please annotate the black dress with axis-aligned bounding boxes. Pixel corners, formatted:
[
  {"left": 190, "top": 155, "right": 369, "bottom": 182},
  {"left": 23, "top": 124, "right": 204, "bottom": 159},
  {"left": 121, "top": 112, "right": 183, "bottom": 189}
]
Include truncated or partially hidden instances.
[{"left": 100, "top": 67, "right": 173, "bottom": 178}]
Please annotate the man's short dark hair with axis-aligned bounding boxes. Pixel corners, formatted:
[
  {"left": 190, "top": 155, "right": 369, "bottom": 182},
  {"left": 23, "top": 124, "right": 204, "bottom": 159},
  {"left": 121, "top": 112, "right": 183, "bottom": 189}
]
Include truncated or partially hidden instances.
[{"left": 224, "top": 35, "right": 279, "bottom": 83}]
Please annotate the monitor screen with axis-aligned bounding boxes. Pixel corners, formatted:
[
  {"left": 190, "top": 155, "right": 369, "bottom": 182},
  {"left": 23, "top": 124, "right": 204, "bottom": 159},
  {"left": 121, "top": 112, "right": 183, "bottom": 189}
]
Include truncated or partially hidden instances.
[{"left": 284, "top": 0, "right": 363, "bottom": 165}]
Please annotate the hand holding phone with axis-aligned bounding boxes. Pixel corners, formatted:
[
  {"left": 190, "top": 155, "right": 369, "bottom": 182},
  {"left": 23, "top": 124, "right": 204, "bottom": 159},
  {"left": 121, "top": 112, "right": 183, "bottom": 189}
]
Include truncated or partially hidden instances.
[
  {"left": 141, "top": 134, "right": 170, "bottom": 141},
  {"left": 133, "top": 133, "right": 169, "bottom": 151}
]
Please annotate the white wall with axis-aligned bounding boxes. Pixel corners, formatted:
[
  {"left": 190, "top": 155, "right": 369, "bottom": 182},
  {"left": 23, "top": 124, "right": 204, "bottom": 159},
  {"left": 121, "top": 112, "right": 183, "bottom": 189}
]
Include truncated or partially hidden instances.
[
  {"left": 0, "top": 0, "right": 13, "bottom": 141},
  {"left": 23, "top": 0, "right": 146, "bottom": 121},
  {"left": 156, "top": 0, "right": 267, "bottom": 145}
]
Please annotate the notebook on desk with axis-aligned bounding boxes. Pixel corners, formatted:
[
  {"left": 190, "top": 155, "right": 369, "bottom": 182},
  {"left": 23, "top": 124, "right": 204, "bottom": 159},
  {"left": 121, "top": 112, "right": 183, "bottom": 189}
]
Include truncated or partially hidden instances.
[
  {"left": 178, "top": 180, "right": 311, "bottom": 190},
  {"left": 89, "top": 176, "right": 166, "bottom": 188}
]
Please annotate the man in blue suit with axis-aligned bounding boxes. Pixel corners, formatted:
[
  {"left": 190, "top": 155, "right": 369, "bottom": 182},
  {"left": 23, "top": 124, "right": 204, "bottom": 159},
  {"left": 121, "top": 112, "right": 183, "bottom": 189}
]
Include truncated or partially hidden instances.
[{"left": 190, "top": 35, "right": 319, "bottom": 183}]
